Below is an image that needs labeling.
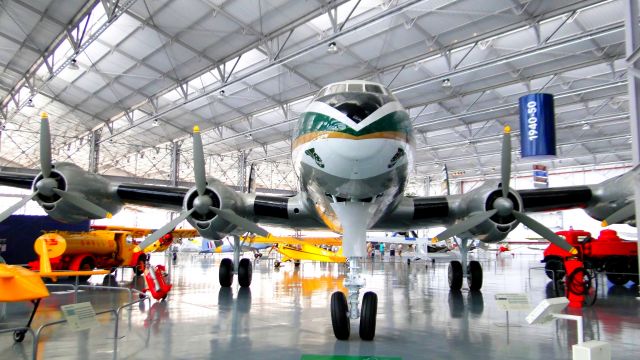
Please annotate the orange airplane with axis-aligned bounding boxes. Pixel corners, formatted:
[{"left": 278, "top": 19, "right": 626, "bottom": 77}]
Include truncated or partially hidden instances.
[{"left": 0, "top": 233, "right": 109, "bottom": 342}]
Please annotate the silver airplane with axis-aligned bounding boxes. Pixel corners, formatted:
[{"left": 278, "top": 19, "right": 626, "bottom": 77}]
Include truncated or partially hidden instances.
[{"left": 0, "top": 80, "right": 636, "bottom": 341}]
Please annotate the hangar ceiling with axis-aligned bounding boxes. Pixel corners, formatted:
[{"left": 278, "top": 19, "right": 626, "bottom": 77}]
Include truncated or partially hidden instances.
[{"left": 0, "top": 0, "right": 633, "bottom": 194}]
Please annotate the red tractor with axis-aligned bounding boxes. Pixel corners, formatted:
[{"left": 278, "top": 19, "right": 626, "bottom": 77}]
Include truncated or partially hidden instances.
[{"left": 542, "top": 229, "right": 639, "bottom": 285}]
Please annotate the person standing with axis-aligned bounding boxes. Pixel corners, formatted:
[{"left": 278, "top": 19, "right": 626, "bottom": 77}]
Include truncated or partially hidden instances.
[{"left": 379, "top": 242, "right": 385, "bottom": 259}]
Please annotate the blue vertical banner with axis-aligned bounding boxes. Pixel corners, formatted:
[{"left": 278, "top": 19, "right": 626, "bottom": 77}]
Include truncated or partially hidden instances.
[{"left": 519, "top": 93, "right": 556, "bottom": 158}]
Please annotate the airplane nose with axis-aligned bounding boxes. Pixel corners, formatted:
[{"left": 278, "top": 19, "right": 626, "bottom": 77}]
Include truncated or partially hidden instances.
[{"left": 338, "top": 139, "right": 381, "bottom": 160}]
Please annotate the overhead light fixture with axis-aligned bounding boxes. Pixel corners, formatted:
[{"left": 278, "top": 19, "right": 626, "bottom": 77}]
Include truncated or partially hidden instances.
[
  {"left": 582, "top": 122, "right": 591, "bottom": 130},
  {"left": 68, "top": 58, "right": 79, "bottom": 70},
  {"left": 327, "top": 41, "right": 339, "bottom": 54},
  {"left": 152, "top": 119, "right": 160, "bottom": 126},
  {"left": 218, "top": 90, "right": 226, "bottom": 97},
  {"left": 441, "top": 78, "right": 452, "bottom": 88},
  {"left": 245, "top": 133, "right": 253, "bottom": 140},
  {"left": 26, "top": 99, "right": 35, "bottom": 108}
]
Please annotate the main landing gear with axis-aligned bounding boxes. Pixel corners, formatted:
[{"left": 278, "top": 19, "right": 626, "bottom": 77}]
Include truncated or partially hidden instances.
[
  {"left": 218, "top": 235, "right": 253, "bottom": 288},
  {"left": 448, "top": 238, "right": 483, "bottom": 291},
  {"left": 448, "top": 260, "right": 483, "bottom": 291},
  {"left": 330, "top": 257, "right": 378, "bottom": 341}
]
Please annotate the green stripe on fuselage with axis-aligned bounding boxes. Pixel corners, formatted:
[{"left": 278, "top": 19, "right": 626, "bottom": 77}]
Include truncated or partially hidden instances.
[{"left": 296, "top": 110, "right": 412, "bottom": 138}]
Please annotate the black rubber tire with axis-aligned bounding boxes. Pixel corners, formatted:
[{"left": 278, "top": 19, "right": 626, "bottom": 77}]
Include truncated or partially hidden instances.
[
  {"left": 134, "top": 254, "right": 147, "bottom": 276},
  {"left": 238, "top": 258, "right": 252, "bottom": 288},
  {"left": 219, "top": 258, "right": 234, "bottom": 287},
  {"left": 330, "top": 291, "right": 350, "bottom": 340},
  {"left": 448, "top": 261, "right": 463, "bottom": 291},
  {"left": 294, "top": 260, "right": 301, "bottom": 267},
  {"left": 544, "top": 257, "right": 565, "bottom": 280},
  {"left": 606, "top": 260, "right": 630, "bottom": 286},
  {"left": 78, "top": 258, "right": 95, "bottom": 282},
  {"left": 467, "top": 261, "right": 483, "bottom": 291},
  {"left": 13, "top": 330, "right": 26, "bottom": 343},
  {"left": 359, "top": 291, "right": 378, "bottom": 341},
  {"left": 274, "top": 260, "right": 281, "bottom": 268}
]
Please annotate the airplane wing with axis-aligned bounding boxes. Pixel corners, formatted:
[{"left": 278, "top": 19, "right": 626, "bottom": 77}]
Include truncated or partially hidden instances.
[
  {"left": 374, "top": 166, "right": 638, "bottom": 244},
  {"left": 0, "top": 171, "right": 322, "bottom": 228}
]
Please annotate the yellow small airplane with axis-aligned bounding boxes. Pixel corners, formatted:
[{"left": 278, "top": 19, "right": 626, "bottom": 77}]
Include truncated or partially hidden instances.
[
  {"left": 246, "top": 235, "right": 345, "bottom": 266},
  {"left": 0, "top": 233, "right": 109, "bottom": 342}
]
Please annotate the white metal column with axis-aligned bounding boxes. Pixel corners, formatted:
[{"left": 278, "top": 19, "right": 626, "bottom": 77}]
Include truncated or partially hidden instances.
[{"left": 624, "top": 0, "right": 640, "bottom": 295}]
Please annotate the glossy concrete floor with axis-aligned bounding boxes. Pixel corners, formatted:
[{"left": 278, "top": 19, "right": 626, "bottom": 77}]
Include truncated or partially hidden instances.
[{"left": 1, "top": 251, "right": 639, "bottom": 360}]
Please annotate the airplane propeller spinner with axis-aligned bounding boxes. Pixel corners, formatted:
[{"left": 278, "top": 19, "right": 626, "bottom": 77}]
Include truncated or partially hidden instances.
[
  {"left": 432, "top": 126, "right": 577, "bottom": 254},
  {"left": 135, "top": 126, "right": 269, "bottom": 252},
  {"left": 0, "top": 113, "right": 112, "bottom": 223}
]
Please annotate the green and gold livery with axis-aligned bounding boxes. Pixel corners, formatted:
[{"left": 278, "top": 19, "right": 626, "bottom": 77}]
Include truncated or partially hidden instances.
[{"left": 291, "top": 80, "right": 415, "bottom": 234}]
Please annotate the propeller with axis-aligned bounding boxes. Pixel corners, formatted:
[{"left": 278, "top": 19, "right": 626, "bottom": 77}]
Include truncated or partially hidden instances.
[
  {"left": 601, "top": 202, "right": 635, "bottom": 227},
  {"left": 135, "top": 125, "right": 269, "bottom": 252},
  {"left": 0, "top": 112, "right": 112, "bottom": 224},
  {"left": 432, "top": 125, "right": 577, "bottom": 254}
]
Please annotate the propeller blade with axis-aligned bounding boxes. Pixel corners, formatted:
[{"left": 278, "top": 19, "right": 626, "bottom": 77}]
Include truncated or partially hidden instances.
[
  {"left": 512, "top": 211, "right": 575, "bottom": 253},
  {"left": 602, "top": 202, "right": 635, "bottom": 226},
  {"left": 208, "top": 207, "right": 270, "bottom": 237},
  {"left": 136, "top": 208, "right": 195, "bottom": 252},
  {"left": 192, "top": 126, "right": 207, "bottom": 196},
  {"left": 501, "top": 125, "right": 511, "bottom": 198},
  {"left": 0, "top": 192, "right": 38, "bottom": 223},
  {"left": 52, "top": 189, "right": 112, "bottom": 219},
  {"left": 432, "top": 209, "right": 497, "bottom": 242},
  {"left": 40, "top": 112, "right": 52, "bottom": 178}
]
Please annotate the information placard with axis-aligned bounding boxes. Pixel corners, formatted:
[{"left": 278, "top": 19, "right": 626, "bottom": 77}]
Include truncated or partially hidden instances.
[
  {"left": 60, "top": 302, "right": 98, "bottom": 331},
  {"left": 495, "top": 293, "right": 530, "bottom": 311}
]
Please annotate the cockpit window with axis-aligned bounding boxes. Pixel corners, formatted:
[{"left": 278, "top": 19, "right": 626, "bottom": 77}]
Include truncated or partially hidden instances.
[
  {"left": 365, "top": 84, "right": 384, "bottom": 94},
  {"left": 316, "top": 87, "right": 327, "bottom": 98},
  {"left": 329, "top": 83, "right": 346, "bottom": 94},
  {"left": 347, "top": 83, "right": 362, "bottom": 93}
]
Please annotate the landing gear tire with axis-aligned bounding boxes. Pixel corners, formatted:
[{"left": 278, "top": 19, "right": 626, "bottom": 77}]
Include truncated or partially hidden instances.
[
  {"left": 238, "top": 258, "right": 252, "bottom": 288},
  {"left": 330, "top": 291, "right": 350, "bottom": 340},
  {"left": 448, "top": 261, "right": 463, "bottom": 291},
  {"left": 359, "top": 291, "right": 377, "bottom": 341},
  {"left": 219, "top": 258, "right": 234, "bottom": 287},
  {"left": 274, "top": 260, "right": 281, "bottom": 268},
  {"left": 467, "top": 261, "right": 483, "bottom": 291},
  {"left": 294, "top": 260, "right": 301, "bottom": 267}
]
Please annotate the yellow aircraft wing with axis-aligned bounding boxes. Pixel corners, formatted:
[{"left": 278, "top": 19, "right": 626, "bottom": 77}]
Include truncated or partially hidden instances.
[
  {"left": 91, "top": 225, "right": 199, "bottom": 239},
  {"left": 0, "top": 264, "right": 49, "bottom": 301},
  {"left": 247, "top": 235, "right": 342, "bottom": 246}
]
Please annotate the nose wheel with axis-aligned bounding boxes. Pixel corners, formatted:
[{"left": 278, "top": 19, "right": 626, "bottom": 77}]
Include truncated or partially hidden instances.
[
  {"left": 330, "top": 291, "right": 350, "bottom": 340},
  {"left": 330, "top": 257, "right": 378, "bottom": 341}
]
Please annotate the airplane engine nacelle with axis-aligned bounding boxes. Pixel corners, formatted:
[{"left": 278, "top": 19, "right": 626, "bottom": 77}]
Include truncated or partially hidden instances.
[
  {"left": 183, "top": 178, "right": 244, "bottom": 240},
  {"left": 585, "top": 173, "right": 636, "bottom": 226},
  {"left": 451, "top": 181, "right": 523, "bottom": 243},
  {"left": 33, "top": 162, "right": 122, "bottom": 223}
]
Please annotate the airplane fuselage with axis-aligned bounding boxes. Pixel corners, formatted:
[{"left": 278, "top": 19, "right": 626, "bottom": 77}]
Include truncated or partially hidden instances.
[{"left": 292, "top": 81, "right": 414, "bottom": 234}]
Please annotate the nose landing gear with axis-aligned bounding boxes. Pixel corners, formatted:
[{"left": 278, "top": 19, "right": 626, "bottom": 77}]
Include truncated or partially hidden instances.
[{"left": 330, "top": 257, "right": 378, "bottom": 340}]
